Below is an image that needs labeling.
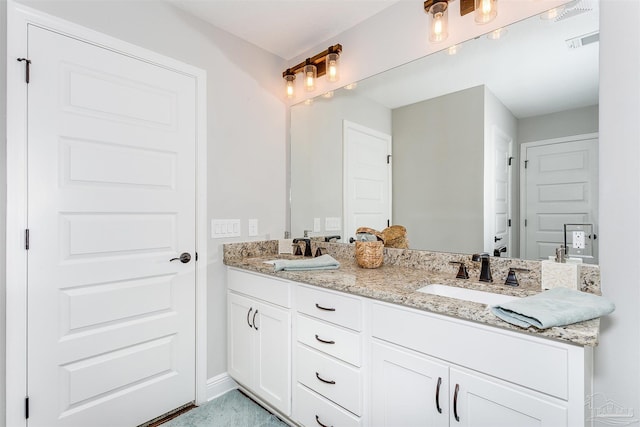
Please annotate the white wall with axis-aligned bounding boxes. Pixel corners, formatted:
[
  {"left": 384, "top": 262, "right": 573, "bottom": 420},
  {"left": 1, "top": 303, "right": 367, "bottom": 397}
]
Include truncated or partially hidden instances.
[
  {"left": 14, "top": 0, "right": 288, "bottom": 381},
  {"left": 392, "top": 86, "right": 484, "bottom": 253},
  {"left": 518, "top": 105, "right": 599, "bottom": 144},
  {"left": 290, "top": 94, "right": 391, "bottom": 239},
  {"left": 596, "top": 0, "right": 640, "bottom": 422}
]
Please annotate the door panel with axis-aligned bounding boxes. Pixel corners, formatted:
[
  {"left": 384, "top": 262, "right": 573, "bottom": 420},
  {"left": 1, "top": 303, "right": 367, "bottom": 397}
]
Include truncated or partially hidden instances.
[{"left": 27, "top": 25, "right": 196, "bottom": 426}]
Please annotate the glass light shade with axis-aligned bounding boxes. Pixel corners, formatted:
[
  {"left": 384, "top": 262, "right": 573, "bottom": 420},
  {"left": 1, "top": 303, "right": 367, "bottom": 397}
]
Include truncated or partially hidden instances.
[
  {"left": 284, "top": 74, "right": 296, "bottom": 99},
  {"left": 428, "top": 2, "right": 449, "bottom": 43},
  {"left": 326, "top": 52, "right": 340, "bottom": 82},
  {"left": 475, "top": 0, "right": 497, "bottom": 24},
  {"left": 303, "top": 63, "right": 317, "bottom": 92}
]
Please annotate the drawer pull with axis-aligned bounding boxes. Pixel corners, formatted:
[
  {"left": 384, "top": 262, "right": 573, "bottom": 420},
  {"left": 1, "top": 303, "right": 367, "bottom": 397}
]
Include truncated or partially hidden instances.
[
  {"left": 247, "top": 308, "right": 253, "bottom": 328},
  {"left": 252, "top": 310, "right": 259, "bottom": 330},
  {"left": 315, "top": 371, "right": 336, "bottom": 385},
  {"left": 315, "top": 415, "right": 332, "bottom": 427},
  {"left": 453, "top": 383, "right": 460, "bottom": 422},
  {"left": 315, "top": 334, "right": 335, "bottom": 345},
  {"left": 315, "top": 303, "right": 336, "bottom": 312},
  {"left": 435, "top": 376, "right": 443, "bottom": 414}
]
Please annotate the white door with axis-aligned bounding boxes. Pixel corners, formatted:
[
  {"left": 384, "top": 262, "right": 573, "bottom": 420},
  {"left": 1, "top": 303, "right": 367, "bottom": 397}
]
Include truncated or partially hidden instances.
[
  {"left": 450, "top": 368, "right": 566, "bottom": 427},
  {"left": 490, "top": 127, "right": 513, "bottom": 257},
  {"left": 343, "top": 121, "right": 392, "bottom": 240},
  {"left": 521, "top": 136, "right": 598, "bottom": 262},
  {"left": 27, "top": 25, "right": 197, "bottom": 426},
  {"left": 371, "top": 341, "right": 449, "bottom": 427}
]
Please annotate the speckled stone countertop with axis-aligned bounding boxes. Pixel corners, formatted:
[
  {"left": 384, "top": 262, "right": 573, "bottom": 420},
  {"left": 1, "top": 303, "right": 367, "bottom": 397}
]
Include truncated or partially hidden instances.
[{"left": 224, "top": 241, "right": 601, "bottom": 347}]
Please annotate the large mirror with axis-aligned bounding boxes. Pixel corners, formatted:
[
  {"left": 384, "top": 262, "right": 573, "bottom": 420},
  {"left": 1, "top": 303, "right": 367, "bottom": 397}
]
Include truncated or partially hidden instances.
[{"left": 290, "top": 4, "right": 599, "bottom": 261}]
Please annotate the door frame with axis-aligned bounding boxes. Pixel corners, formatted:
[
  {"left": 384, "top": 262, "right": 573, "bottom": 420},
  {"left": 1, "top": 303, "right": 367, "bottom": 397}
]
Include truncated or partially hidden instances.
[
  {"left": 519, "top": 132, "right": 599, "bottom": 260},
  {"left": 5, "top": 3, "right": 208, "bottom": 425}
]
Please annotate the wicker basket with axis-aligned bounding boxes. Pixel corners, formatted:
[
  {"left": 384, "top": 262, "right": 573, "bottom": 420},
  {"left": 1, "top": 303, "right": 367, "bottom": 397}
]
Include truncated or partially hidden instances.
[{"left": 355, "top": 240, "right": 384, "bottom": 269}]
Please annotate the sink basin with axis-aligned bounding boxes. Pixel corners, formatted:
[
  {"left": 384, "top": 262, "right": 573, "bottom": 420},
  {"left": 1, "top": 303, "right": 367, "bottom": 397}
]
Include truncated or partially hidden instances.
[{"left": 416, "top": 284, "right": 520, "bottom": 306}]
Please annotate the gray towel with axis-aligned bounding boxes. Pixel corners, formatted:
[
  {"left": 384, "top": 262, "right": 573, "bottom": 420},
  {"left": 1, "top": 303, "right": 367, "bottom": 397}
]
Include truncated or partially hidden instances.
[
  {"left": 273, "top": 254, "right": 340, "bottom": 272},
  {"left": 491, "top": 287, "right": 615, "bottom": 329}
]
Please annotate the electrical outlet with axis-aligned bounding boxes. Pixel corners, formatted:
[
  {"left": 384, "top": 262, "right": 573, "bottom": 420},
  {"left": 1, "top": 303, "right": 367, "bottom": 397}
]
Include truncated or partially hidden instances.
[
  {"left": 313, "top": 218, "right": 321, "bottom": 232},
  {"left": 573, "top": 231, "right": 586, "bottom": 249},
  {"left": 248, "top": 219, "right": 258, "bottom": 237}
]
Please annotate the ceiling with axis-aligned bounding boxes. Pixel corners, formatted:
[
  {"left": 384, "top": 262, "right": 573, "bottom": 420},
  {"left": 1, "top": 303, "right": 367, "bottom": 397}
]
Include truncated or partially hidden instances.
[{"left": 168, "top": 0, "right": 401, "bottom": 60}]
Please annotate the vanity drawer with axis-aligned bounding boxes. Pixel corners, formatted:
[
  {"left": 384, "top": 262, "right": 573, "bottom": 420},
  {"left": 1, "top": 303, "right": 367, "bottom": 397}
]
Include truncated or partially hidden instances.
[
  {"left": 296, "top": 285, "right": 362, "bottom": 331},
  {"left": 297, "top": 314, "right": 362, "bottom": 367},
  {"left": 228, "top": 268, "right": 291, "bottom": 308},
  {"left": 371, "top": 302, "right": 570, "bottom": 399},
  {"left": 294, "top": 384, "right": 361, "bottom": 427},
  {"left": 296, "top": 344, "right": 363, "bottom": 416}
]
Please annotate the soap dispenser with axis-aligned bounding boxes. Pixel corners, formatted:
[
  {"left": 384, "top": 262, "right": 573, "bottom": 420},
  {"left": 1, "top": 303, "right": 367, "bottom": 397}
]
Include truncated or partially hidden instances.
[{"left": 541, "top": 245, "right": 579, "bottom": 290}]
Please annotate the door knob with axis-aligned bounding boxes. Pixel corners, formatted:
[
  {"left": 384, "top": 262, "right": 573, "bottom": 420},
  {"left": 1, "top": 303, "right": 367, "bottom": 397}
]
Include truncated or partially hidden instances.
[{"left": 170, "top": 252, "right": 191, "bottom": 263}]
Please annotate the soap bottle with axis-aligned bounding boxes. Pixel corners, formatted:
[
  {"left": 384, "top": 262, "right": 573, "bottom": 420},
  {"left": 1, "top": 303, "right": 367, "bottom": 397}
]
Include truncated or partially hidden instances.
[{"left": 542, "top": 245, "right": 579, "bottom": 290}]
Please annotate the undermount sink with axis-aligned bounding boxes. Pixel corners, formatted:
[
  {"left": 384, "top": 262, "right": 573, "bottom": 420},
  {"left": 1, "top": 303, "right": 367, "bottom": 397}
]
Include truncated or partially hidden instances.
[{"left": 417, "top": 284, "right": 520, "bottom": 306}]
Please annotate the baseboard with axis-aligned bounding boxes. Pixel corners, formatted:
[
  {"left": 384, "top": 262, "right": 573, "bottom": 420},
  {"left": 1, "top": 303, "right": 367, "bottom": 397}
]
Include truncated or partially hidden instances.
[{"left": 206, "top": 372, "right": 238, "bottom": 401}]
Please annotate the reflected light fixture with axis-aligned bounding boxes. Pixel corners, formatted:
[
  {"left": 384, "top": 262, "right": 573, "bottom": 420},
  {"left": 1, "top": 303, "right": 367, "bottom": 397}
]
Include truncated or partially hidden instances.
[
  {"left": 424, "top": 0, "right": 450, "bottom": 43},
  {"left": 474, "top": 0, "right": 497, "bottom": 24},
  {"left": 281, "top": 44, "right": 342, "bottom": 99}
]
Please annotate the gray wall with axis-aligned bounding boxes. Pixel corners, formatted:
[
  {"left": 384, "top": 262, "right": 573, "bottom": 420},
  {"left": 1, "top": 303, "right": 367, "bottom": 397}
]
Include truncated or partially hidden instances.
[
  {"left": 392, "top": 86, "right": 484, "bottom": 253},
  {"left": 518, "top": 105, "right": 599, "bottom": 144},
  {"left": 14, "top": 0, "right": 288, "bottom": 381},
  {"left": 290, "top": 94, "right": 391, "bottom": 239}
]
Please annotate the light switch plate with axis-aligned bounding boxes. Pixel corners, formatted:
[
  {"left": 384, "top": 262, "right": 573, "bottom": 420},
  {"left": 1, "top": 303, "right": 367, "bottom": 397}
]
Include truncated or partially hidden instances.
[
  {"left": 211, "top": 219, "right": 241, "bottom": 238},
  {"left": 248, "top": 219, "right": 258, "bottom": 237},
  {"left": 313, "top": 218, "right": 321, "bottom": 232}
]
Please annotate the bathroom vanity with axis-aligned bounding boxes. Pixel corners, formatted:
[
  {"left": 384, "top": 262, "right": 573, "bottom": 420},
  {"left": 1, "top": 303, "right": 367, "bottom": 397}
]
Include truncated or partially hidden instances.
[{"left": 224, "top": 242, "right": 599, "bottom": 427}]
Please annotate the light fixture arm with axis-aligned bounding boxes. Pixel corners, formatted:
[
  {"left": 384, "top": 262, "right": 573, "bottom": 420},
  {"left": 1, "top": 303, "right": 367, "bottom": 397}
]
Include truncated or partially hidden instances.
[{"left": 281, "top": 44, "right": 342, "bottom": 79}]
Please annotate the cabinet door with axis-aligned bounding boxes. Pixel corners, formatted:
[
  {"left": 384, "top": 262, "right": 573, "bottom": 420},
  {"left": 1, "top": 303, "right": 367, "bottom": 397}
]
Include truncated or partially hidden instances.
[
  {"left": 371, "top": 341, "right": 449, "bottom": 427},
  {"left": 450, "top": 368, "right": 567, "bottom": 427},
  {"left": 255, "top": 301, "right": 292, "bottom": 415},
  {"left": 228, "top": 292, "right": 255, "bottom": 387}
]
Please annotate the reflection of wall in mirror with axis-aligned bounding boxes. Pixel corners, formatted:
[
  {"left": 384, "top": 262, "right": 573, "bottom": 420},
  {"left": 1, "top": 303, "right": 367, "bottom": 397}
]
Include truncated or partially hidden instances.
[{"left": 290, "top": 93, "right": 391, "bottom": 240}]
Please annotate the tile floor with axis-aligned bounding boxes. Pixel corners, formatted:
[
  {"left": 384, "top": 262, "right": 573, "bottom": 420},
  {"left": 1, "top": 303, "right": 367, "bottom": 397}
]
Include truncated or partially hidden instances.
[{"left": 162, "top": 389, "right": 288, "bottom": 427}]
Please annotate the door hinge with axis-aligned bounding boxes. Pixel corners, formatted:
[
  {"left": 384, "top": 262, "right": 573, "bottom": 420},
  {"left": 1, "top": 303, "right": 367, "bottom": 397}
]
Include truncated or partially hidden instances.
[
  {"left": 25, "top": 229, "right": 30, "bottom": 250},
  {"left": 387, "top": 219, "right": 390, "bottom": 227},
  {"left": 387, "top": 154, "right": 392, "bottom": 164},
  {"left": 17, "top": 58, "right": 31, "bottom": 84},
  {"left": 524, "top": 219, "right": 528, "bottom": 227},
  {"left": 508, "top": 219, "right": 512, "bottom": 227},
  {"left": 195, "top": 252, "right": 198, "bottom": 261},
  {"left": 25, "top": 397, "right": 29, "bottom": 419},
  {"left": 508, "top": 156, "right": 514, "bottom": 166},
  {"left": 524, "top": 160, "right": 529, "bottom": 169}
]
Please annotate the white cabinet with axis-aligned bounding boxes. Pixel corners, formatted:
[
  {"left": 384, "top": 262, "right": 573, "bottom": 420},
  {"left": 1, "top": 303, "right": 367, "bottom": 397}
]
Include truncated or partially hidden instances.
[
  {"left": 293, "top": 285, "right": 365, "bottom": 426},
  {"left": 370, "top": 301, "right": 589, "bottom": 427},
  {"left": 227, "top": 269, "right": 292, "bottom": 415}
]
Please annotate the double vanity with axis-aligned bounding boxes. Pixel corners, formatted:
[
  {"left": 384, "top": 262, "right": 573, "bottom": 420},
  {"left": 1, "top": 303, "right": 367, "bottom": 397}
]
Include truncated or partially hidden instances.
[{"left": 224, "top": 240, "right": 601, "bottom": 427}]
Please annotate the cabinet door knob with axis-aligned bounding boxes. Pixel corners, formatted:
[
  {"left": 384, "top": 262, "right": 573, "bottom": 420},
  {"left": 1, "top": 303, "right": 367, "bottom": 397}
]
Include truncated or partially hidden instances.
[
  {"left": 315, "top": 372, "right": 336, "bottom": 385},
  {"left": 435, "top": 376, "right": 443, "bottom": 414},
  {"left": 453, "top": 383, "right": 460, "bottom": 422},
  {"left": 247, "top": 308, "right": 253, "bottom": 328},
  {"left": 252, "top": 310, "right": 259, "bottom": 330},
  {"left": 315, "top": 303, "right": 336, "bottom": 312},
  {"left": 315, "top": 334, "right": 335, "bottom": 345},
  {"left": 315, "top": 415, "right": 332, "bottom": 427}
]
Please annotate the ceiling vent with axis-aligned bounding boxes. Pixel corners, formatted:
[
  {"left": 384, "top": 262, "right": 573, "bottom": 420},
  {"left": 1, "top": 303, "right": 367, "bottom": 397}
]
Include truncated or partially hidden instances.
[{"left": 566, "top": 31, "right": 600, "bottom": 49}]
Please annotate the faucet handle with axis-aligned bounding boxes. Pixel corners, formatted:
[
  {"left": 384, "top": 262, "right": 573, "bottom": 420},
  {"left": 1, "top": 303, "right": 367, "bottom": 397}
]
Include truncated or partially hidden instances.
[
  {"left": 505, "top": 267, "right": 530, "bottom": 287},
  {"left": 449, "top": 261, "right": 469, "bottom": 279}
]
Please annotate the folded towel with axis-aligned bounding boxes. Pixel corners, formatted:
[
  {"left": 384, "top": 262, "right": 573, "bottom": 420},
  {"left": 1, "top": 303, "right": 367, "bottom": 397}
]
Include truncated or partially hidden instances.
[
  {"left": 491, "top": 287, "right": 615, "bottom": 329},
  {"left": 273, "top": 254, "right": 340, "bottom": 272}
]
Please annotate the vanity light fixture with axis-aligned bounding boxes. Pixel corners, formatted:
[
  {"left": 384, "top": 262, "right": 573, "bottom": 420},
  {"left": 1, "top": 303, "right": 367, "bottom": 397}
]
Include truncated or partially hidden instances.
[
  {"left": 473, "top": 0, "right": 497, "bottom": 24},
  {"left": 424, "top": 0, "right": 450, "bottom": 43},
  {"left": 486, "top": 27, "right": 507, "bottom": 40},
  {"left": 281, "top": 44, "right": 342, "bottom": 98}
]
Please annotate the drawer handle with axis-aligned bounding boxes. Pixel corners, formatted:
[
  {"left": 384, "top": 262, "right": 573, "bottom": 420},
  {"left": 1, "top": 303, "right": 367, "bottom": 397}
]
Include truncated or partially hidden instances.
[
  {"left": 315, "top": 372, "right": 336, "bottom": 385},
  {"left": 315, "top": 334, "right": 335, "bottom": 345},
  {"left": 435, "top": 376, "right": 442, "bottom": 414},
  {"left": 453, "top": 383, "right": 460, "bottom": 422},
  {"left": 315, "top": 303, "right": 336, "bottom": 312},
  {"left": 252, "top": 310, "right": 259, "bottom": 330},
  {"left": 247, "top": 308, "right": 253, "bottom": 328},
  {"left": 315, "top": 415, "right": 332, "bottom": 427}
]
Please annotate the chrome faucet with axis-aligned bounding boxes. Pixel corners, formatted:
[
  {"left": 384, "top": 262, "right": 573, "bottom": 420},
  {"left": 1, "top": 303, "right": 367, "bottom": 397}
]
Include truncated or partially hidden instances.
[{"left": 471, "top": 253, "right": 493, "bottom": 283}]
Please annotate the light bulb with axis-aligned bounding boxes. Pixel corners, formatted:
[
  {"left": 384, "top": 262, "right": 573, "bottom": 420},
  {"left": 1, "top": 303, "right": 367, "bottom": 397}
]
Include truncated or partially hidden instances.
[
  {"left": 428, "top": 3, "right": 448, "bottom": 43},
  {"left": 475, "top": 0, "right": 497, "bottom": 24},
  {"left": 303, "top": 63, "right": 317, "bottom": 92},
  {"left": 284, "top": 73, "right": 296, "bottom": 99},
  {"left": 326, "top": 52, "right": 340, "bottom": 82}
]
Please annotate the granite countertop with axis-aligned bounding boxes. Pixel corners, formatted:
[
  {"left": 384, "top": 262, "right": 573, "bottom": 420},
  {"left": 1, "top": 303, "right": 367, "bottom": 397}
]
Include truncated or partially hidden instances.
[{"left": 225, "top": 253, "right": 600, "bottom": 347}]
